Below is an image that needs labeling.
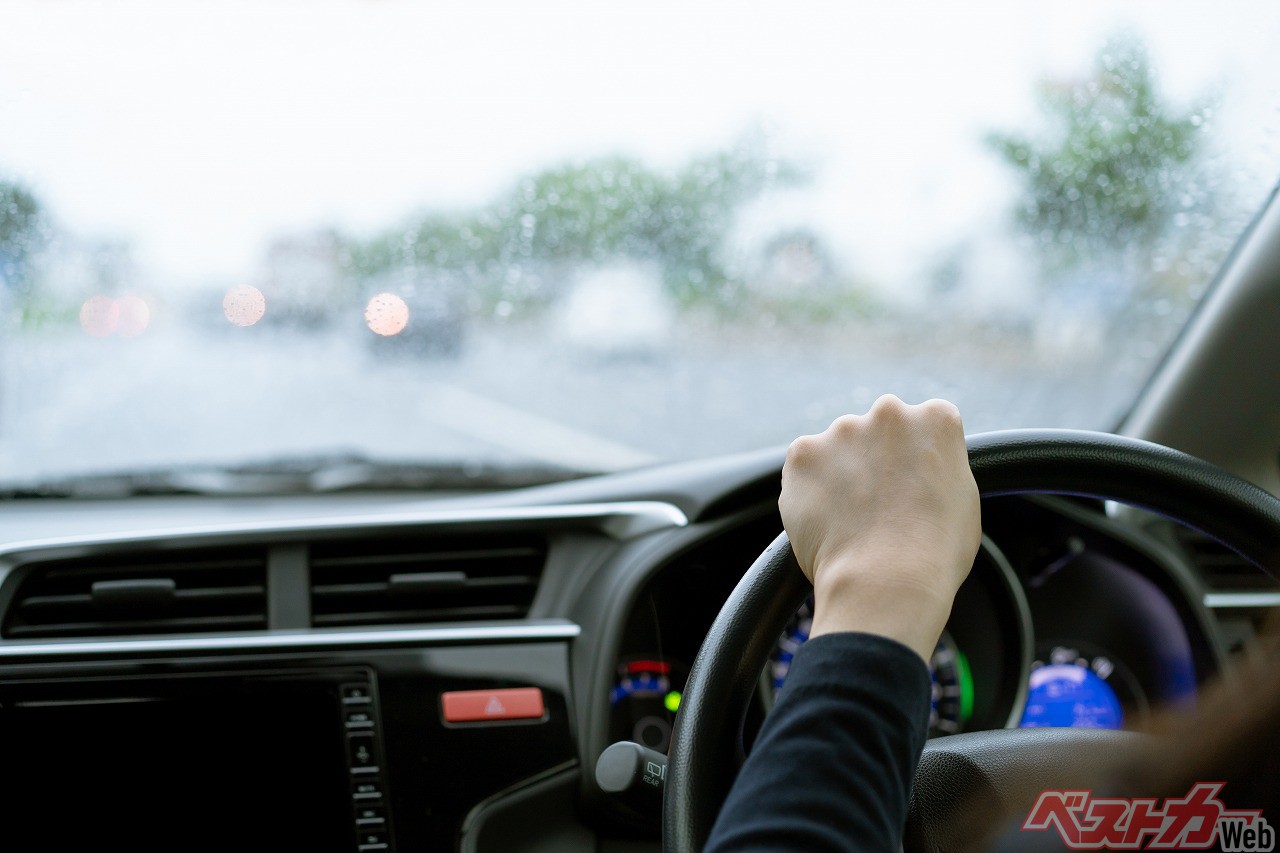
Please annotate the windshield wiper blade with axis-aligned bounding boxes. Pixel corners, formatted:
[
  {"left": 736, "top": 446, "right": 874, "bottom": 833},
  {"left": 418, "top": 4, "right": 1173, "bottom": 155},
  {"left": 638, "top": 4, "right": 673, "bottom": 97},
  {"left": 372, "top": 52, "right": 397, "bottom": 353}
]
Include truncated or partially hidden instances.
[{"left": 0, "top": 455, "right": 595, "bottom": 499}]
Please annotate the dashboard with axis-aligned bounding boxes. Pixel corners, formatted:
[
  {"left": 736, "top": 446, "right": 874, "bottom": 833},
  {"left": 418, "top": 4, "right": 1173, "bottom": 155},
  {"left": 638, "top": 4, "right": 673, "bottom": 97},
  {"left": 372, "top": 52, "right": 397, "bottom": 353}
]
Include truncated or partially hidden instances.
[
  {"left": 0, "top": 448, "right": 1267, "bottom": 852},
  {"left": 605, "top": 496, "right": 1216, "bottom": 788}
]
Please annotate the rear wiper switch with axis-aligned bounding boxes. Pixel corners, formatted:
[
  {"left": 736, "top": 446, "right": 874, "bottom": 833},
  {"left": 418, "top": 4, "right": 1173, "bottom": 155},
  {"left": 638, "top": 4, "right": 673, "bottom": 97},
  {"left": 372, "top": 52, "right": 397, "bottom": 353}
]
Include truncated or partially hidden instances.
[{"left": 594, "top": 740, "right": 668, "bottom": 814}]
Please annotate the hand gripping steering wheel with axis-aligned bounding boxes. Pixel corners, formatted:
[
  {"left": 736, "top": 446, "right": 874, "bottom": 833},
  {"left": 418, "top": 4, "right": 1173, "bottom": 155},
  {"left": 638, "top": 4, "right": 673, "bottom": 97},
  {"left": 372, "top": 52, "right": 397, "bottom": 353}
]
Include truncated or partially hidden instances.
[{"left": 663, "top": 429, "right": 1280, "bottom": 852}]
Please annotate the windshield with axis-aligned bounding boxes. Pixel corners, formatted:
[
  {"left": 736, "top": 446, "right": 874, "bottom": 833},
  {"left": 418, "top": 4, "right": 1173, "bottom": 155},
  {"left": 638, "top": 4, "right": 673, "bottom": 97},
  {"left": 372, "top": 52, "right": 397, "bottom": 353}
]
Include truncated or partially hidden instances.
[{"left": 2, "top": 1, "right": 1279, "bottom": 492}]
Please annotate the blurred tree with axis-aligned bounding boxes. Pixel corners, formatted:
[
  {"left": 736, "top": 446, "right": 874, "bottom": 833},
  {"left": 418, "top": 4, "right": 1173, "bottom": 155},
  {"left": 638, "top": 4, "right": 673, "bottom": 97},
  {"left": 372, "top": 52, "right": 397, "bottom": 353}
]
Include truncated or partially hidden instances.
[
  {"left": 0, "top": 180, "right": 46, "bottom": 290},
  {"left": 348, "top": 131, "right": 807, "bottom": 312},
  {"left": 987, "top": 32, "right": 1220, "bottom": 301}
]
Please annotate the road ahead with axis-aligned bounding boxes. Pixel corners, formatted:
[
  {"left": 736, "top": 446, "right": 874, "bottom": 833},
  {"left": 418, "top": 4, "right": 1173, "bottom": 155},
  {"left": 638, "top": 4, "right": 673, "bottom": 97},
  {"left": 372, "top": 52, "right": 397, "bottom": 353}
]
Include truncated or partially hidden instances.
[{"left": 0, "top": 317, "right": 1141, "bottom": 486}]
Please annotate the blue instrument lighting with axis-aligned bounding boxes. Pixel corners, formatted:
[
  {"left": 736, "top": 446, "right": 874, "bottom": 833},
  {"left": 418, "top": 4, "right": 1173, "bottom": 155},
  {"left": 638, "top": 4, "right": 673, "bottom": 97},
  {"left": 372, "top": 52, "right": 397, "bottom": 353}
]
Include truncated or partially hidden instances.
[{"left": 1019, "top": 663, "right": 1123, "bottom": 729}]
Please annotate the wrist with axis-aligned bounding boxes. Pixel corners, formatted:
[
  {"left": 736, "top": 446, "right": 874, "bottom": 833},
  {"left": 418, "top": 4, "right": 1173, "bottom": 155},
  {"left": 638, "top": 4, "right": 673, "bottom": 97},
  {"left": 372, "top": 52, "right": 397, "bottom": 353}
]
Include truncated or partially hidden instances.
[{"left": 808, "top": 558, "right": 953, "bottom": 663}]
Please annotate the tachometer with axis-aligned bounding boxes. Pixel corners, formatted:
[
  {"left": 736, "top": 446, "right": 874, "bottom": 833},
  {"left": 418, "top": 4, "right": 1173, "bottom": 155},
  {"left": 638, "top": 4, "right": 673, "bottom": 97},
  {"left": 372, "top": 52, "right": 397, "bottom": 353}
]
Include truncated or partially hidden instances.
[{"left": 766, "top": 597, "right": 975, "bottom": 737}]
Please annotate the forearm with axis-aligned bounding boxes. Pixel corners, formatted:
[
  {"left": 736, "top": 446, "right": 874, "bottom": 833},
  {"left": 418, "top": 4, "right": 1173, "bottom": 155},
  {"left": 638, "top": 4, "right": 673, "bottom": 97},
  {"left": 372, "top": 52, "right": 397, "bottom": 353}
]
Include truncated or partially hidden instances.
[{"left": 705, "top": 632, "right": 932, "bottom": 853}]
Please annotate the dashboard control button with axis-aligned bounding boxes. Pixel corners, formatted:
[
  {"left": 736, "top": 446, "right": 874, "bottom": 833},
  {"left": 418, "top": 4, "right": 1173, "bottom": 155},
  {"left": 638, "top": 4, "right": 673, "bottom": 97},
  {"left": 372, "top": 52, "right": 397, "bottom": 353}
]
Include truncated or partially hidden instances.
[
  {"left": 355, "top": 806, "right": 387, "bottom": 826},
  {"left": 358, "top": 824, "right": 386, "bottom": 845},
  {"left": 352, "top": 780, "right": 383, "bottom": 801},
  {"left": 347, "top": 733, "right": 378, "bottom": 772},
  {"left": 342, "top": 684, "right": 374, "bottom": 705},
  {"left": 357, "top": 829, "right": 389, "bottom": 850},
  {"left": 441, "top": 687, "right": 545, "bottom": 723},
  {"left": 345, "top": 708, "right": 376, "bottom": 729}
]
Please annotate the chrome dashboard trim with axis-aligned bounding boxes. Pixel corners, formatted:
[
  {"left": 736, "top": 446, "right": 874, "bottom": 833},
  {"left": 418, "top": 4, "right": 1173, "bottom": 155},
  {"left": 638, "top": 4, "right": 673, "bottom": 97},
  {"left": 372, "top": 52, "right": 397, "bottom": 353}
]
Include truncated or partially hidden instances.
[
  {"left": 980, "top": 534, "right": 1035, "bottom": 731},
  {"left": 0, "top": 621, "right": 581, "bottom": 659},
  {"left": 1203, "top": 591, "right": 1280, "bottom": 608},
  {"left": 0, "top": 500, "right": 689, "bottom": 568}
]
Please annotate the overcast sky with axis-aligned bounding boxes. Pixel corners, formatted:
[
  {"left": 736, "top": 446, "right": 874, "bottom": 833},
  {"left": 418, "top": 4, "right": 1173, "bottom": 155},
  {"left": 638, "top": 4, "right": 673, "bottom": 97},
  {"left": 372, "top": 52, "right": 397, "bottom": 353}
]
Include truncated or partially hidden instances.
[{"left": 2, "top": 0, "right": 1279, "bottom": 287}]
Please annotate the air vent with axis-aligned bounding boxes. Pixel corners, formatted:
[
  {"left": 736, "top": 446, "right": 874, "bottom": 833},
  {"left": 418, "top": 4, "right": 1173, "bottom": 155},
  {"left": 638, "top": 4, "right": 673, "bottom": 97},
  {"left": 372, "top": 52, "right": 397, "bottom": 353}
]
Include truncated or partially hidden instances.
[
  {"left": 2, "top": 547, "right": 268, "bottom": 639},
  {"left": 310, "top": 535, "right": 546, "bottom": 627},
  {"left": 1173, "top": 527, "right": 1277, "bottom": 592}
]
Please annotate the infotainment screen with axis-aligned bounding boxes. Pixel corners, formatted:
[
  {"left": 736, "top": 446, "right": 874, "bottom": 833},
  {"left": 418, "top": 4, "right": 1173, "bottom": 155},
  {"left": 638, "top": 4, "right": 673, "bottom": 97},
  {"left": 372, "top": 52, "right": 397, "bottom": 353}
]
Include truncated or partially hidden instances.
[{"left": 0, "top": 670, "right": 375, "bottom": 851}]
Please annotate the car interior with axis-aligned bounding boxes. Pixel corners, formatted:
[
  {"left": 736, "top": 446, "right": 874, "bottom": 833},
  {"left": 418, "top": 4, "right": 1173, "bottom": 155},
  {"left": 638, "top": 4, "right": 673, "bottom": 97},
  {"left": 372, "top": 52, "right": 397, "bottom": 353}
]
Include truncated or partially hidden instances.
[{"left": 3, "top": 5, "right": 1280, "bottom": 852}]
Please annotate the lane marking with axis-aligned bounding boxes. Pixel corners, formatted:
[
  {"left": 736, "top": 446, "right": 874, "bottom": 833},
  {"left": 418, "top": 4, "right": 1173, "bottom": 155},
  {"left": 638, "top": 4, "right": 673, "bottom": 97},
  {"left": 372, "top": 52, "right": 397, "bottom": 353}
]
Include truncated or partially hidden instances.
[{"left": 420, "top": 382, "right": 658, "bottom": 472}]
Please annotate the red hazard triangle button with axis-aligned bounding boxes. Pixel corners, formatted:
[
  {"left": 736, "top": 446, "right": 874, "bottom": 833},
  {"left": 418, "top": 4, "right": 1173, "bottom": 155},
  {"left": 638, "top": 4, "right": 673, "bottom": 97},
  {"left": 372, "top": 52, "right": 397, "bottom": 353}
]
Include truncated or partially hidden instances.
[{"left": 441, "top": 687, "right": 545, "bottom": 723}]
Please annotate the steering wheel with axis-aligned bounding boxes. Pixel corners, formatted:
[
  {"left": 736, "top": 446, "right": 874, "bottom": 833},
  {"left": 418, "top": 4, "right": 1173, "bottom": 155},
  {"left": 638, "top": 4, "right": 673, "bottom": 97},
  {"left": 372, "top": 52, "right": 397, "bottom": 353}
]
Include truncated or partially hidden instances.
[{"left": 664, "top": 429, "right": 1280, "bottom": 852}]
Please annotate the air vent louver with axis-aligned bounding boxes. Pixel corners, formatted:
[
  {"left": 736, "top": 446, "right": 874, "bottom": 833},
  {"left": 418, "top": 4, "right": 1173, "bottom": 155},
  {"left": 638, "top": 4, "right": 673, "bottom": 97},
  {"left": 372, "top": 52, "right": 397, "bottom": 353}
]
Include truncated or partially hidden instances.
[
  {"left": 1173, "top": 527, "right": 1277, "bottom": 592},
  {"left": 3, "top": 547, "right": 268, "bottom": 639},
  {"left": 310, "top": 536, "right": 546, "bottom": 627}
]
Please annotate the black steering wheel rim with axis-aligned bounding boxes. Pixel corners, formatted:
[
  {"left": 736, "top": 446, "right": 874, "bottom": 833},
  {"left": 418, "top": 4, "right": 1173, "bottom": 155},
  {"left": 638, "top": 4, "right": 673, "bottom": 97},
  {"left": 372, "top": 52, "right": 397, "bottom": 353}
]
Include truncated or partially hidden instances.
[{"left": 663, "top": 429, "right": 1280, "bottom": 853}]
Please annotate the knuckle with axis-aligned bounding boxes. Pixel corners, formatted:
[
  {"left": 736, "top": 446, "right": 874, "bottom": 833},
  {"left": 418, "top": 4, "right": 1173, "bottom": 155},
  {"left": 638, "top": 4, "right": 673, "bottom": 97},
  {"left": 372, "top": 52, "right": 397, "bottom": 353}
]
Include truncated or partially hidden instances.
[
  {"left": 786, "top": 434, "right": 821, "bottom": 465},
  {"left": 869, "top": 393, "right": 908, "bottom": 419},
  {"left": 829, "top": 414, "right": 862, "bottom": 437},
  {"left": 921, "top": 398, "right": 963, "bottom": 426}
]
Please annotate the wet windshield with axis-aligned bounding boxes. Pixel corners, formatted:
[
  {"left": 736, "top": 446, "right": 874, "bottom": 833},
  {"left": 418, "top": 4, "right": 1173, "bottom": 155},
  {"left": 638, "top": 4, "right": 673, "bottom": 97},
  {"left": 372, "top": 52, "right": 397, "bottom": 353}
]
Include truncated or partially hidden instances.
[{"left": 2, "top": 2, "right": 1279, "bottom": 492}]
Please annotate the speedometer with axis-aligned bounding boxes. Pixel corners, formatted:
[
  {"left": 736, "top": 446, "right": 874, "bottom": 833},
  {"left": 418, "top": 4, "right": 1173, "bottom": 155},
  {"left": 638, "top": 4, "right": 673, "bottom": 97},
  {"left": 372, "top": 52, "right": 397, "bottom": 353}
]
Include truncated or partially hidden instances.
[
  {"left": 765, "top": 597, "right": 975, "bottom": 738},
  {"left": 1018, "top": 643, "right": 1144, "bottom": 730}
]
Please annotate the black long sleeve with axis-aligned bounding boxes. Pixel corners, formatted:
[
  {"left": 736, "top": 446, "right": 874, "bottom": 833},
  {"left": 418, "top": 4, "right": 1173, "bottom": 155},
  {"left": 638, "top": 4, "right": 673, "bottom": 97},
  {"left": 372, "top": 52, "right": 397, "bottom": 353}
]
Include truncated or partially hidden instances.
[{"left": 704, "top": 632, "right": 933, "bottom": 852}]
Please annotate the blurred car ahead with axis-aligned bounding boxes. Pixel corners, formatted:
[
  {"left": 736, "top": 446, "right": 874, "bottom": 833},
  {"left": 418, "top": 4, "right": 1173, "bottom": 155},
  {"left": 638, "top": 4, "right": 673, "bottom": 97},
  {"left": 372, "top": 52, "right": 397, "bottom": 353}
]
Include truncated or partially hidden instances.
[{"left": 361, "top": 269, "right": 468, "bottom": 359}]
